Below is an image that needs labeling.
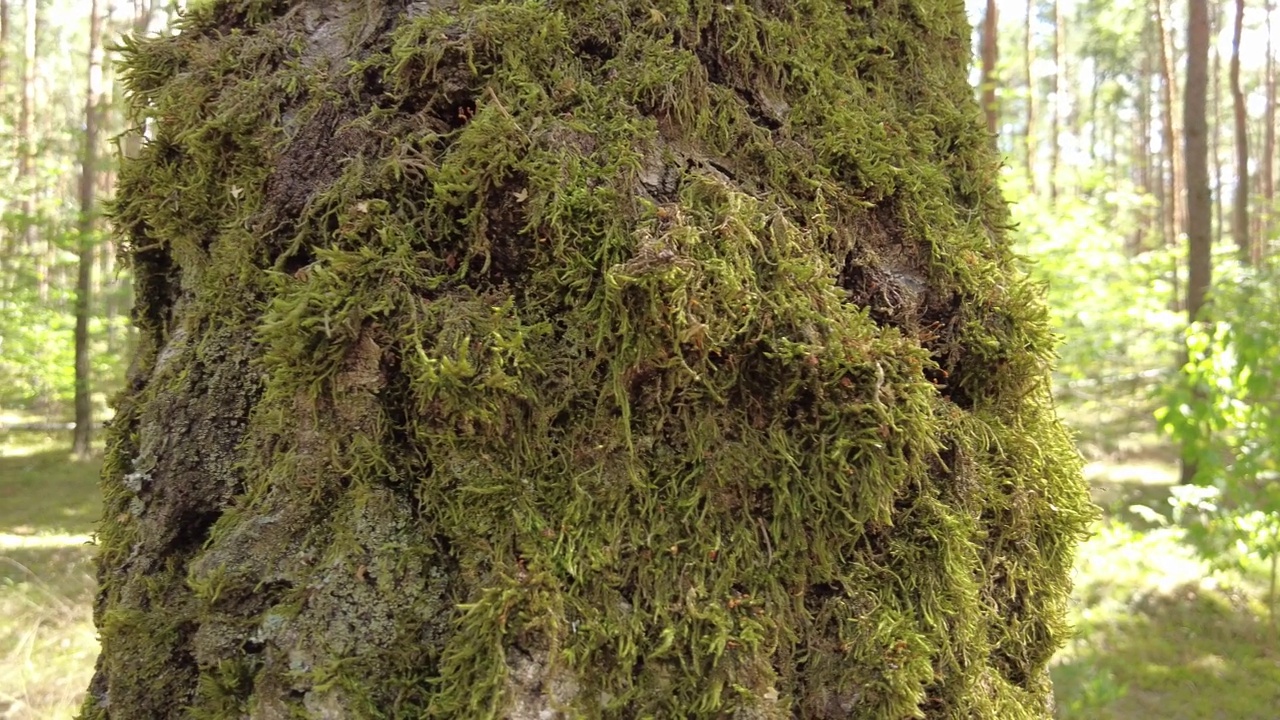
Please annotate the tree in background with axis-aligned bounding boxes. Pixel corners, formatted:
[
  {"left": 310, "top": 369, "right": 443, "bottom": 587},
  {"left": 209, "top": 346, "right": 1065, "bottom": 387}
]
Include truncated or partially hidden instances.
[
  {"left": 1263, "top": 1, "right": 1276, "bottom": 247},
  {"left": 0, "top": 0, "right": 135, "bottom": 429},
  {"left": 72, "top": 0, "right": 104, "bottom": 458},
  {"left": 1229, "top": 0, "right": 1250, "bottom": 264},
  {"left": 16, "top": 0, "right": 36, "bottom": 267},
  {"left": 1022, "top": 0, "right": 1035, "bottom": 189},
  {"left": 981, "top": 0, "right": 999, "bottom": 138},
  {"left": 1049, "top": 0, "right": 1062, "bottom": 202},
  {"left": 82, "top": 1, "right": 1093, "bottom": 717},
  {"left": 1183, "top": 0, "right": 1213, "bottom": 487}
]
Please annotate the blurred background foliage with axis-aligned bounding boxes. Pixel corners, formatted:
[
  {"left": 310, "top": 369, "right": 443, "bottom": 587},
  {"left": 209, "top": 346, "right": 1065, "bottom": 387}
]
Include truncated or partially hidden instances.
[{"left": 1, "top": 0, "right": 1279, "bottom": 717}]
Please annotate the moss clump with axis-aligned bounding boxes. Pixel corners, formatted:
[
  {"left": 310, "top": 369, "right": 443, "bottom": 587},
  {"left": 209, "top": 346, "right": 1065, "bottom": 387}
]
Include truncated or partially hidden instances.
[{"left": 86, "top": 0, "right": 1096, "bottom": 718}]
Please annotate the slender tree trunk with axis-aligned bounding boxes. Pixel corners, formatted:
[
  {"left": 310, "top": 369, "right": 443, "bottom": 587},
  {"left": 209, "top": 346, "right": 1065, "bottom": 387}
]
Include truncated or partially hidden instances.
[
  {"left": 1155, "top": 0, "right": 1183, "bottom": 307},
  {"left": 1212, "top": 3, "right": 1224, "bottom": 248},
  {"left": 1230, "top": 0, "right": 1250, "bottom": 263},
  {"left": 1050, "top": 0, "right": 1062, "bottom": 202},
  {"left": 1153, "top": 89, "right": 1168, "bottom": 256},
  {"left": 1109, "top": 97, "right": 1120, "bottom": 184},
  {"left": 1263, "top": 0, "right": 1276, "bottom": 258},
  {"left": 18, "top": 0, "right": 37, "bottom": 279},
  {"left": 1152, "top": 44, "right": 1168, "bottom": 255},
  {"left": 1185, "top": 0, "right": 1212, "bottom": 484},
  {"left": 1136, "top": 41, "right": 1154, "bottom": 254},
  {"left": 0, "top": 0, "right": 8, "bottom": 91},
  {"left": 1088, "top": 73, "right": 1099, "bottom": 165},
  {"left": 980, "top": 0, "right": 999, "bottom": 141},
  {"left": 82, "top": 2, "right": 1095, "bottom": 718},
  {"left": 1062, "top": 5, "right": 1082, "bottom": 181},
  {"left": 73, "top": 0, "right": 105, "bottom": 460},
  {"left": 1023, "top": 0, "right": 1035, "bottom": 189},
  {"left": 0, "top": 0, "right": 10, "bottom": 271}
]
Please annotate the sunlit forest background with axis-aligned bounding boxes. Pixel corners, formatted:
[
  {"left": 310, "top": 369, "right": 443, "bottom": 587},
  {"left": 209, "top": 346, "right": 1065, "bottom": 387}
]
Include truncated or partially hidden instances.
[{"left": 1, "top": 0, "right": 1278, "bottom": 717}]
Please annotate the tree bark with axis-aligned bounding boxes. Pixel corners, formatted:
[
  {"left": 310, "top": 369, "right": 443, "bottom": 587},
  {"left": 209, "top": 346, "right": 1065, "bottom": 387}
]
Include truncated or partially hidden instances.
[
  {"left": 980, "top": 0, "right": 1000, "bottom": 140},
  {"left": 1184, "top": 0, "right": 1213, "bottom": 485},
  {"left": 0, "top": 0, "right": 9, "bottom": 272},
  {"left": 1155, "top": 0, "right": 1183, "bottom": 307},
  {"left": 1136, "top": 37, "right": 1154, "bottom": 254},
  {"left": 83, "top": 2, "right": 1095, "bottom": 718},
  {"left": 0, "top": 0, "right": 8, "bottom": 115},
  {"left": 1263, "top": 0, "right": 1276, "bottom": 256},
  {"left": 1023, "top": 0, "right": 1035, "bottom": 189},
  {"left": 1050, "top": 0, "right": 1062, "bottom": 202},
  {"left": 73, "top": 0, "right": 104, "bottom": 460},
  {"left": 1230, "top": 0, "right": 1250, "bottom": 264},
  {"left": 1211, "top": 1, "right": 1224, "bottom": 248},
  {"left": 17, "top": 0, "right": 36, "bottom": 271}
]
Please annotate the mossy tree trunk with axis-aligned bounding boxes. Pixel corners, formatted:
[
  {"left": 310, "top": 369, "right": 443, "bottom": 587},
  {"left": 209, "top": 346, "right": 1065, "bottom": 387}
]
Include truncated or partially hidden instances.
[{"left": 83, "top": 1, "right": 1094, "bottom": 718}]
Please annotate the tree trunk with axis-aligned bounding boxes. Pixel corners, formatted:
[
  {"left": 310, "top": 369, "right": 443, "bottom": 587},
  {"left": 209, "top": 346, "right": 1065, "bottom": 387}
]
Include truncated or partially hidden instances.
[
  {"left": 1184, "top": 0, "right": 1213, "bottom": 485},
  {"left": 1155, "top": 0, "right": 1183, "bottom": 307},
  {"left": 82, "top": 2, "right": 1094, "bottom": 718},
  {"left": 1050, "top": 0, "right": 1062, "bottom": 202},
  {"left": 1230, "top": 0, "right": 1250, "bottom": 263},
  {"left": 17, "top": 0, "right": 37, "bottom": 281},
  {"left": 980, "top": 0, "right": 999, "bottom": 140},
  {"left": 0, "top": 0, "right": 8, "bottom": 121},
  {"left": 1211, "top": 2, "right": 1224, "bottom": 248},
  {"left": 1023, "top": 0, "right": 1035, "bottom": 189},
  {"left": 1087, "top": 73, "right": 1098, "bottom": 166},
  {"left": 1136, "top": 39, "right": 1154, "bottom": 254},
  {"left": 1263, "top": 0, "right": 1276, "bottom": 257},
  {"left": 0, "top": 0, "right": 9, "bottom": 272},
  {"left": 73, "top": 0, "right": 104, "bottom": 460}
]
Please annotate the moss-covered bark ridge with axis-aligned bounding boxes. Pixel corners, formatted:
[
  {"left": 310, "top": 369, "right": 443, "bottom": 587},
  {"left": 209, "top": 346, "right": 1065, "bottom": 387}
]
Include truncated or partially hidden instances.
[{"left": 84, "top": 0, "right": 1096, "bottom": 718}]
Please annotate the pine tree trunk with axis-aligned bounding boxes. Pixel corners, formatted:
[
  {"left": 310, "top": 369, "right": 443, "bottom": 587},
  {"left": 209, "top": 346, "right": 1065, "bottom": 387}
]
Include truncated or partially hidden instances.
[
  {"left": 0, "top": 0, "right": 7, "bottom": 93},
  {"left": 73, "top": 0, "right": 104, "bottom": 459},
  {"left": 1155, "top": 0, "right": 1183, "bottom": 307},
  {"left": 82, "top": 2, "right": 1094, "bottom": 718},
  {"left": 1023, "top": 0, "right": 1035, "bottom": 190},
  {"left": 1050, "top": 0, "right": 1062, "bottom": 203},
  {"left": 1230, "top": 0, "right": 1250, "bottom": 264},
  {"left": 18, "top": 0, "right": 37, "bottom": 292},
  {"left": 0, "top": 0, "right": 10, "bottom": 275},
  {"left": 1087, "top": 73, "right": 1098, "bottom": 165},
  {"left": 1212, "top": 6, "right": 1224, "bottom": 249},
  {"left": 1184, "top": 0, "right": 1213, "bottom": 486},
  {"left": 980, "top": 0, "right": 999, "bottom": 140},
  {"left": 1136, "top": 39, "right": 1154, "bottom": 254},
  {"left": 1263, "top": 0, "right": 1276, "bottom": 255}
]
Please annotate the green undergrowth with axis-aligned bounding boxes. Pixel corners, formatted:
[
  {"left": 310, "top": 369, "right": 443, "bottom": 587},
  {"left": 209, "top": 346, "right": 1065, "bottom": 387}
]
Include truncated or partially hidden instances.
[
  {"left": 89, "top": 0, "right": 1094, "bottom": 717},
  {"left": 1052, "top": 515, "right": 1280, "bottom": 720},
  {"left": 1, "top": 433, "right": 101, "bottom": 720}
]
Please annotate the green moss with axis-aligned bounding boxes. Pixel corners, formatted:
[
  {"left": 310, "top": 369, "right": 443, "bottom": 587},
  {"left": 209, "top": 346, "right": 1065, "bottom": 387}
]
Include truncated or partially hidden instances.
[{"left": 86, "top": 0, "right": 1095, "bottom": 718}]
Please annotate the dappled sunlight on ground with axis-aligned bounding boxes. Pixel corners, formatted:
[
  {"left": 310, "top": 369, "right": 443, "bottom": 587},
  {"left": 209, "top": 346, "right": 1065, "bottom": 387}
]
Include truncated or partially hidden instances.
[
  {"left": 1, "top": 434, "right": 100, "bottom": 719},
  {"left": 1052, "top": 461, "right": 1280, "bottom": 719},
  {"left": 1084, "top": 459, "right": 1180, "bottom": 486},
  {"left": 0, "top": 534, "right": 96, "bottom": 550},
  {"left": 1082, "top": 458, "right": 1182, "bottom": 531},
  {"left": 0, "top": 549, "right": 98, "bottom": 720}
]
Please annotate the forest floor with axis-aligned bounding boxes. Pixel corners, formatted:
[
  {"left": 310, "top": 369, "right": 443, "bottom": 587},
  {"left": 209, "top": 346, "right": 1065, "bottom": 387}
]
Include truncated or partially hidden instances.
[
  {"left": 0, "top": 433, "right": 99, "bottom": 720},
  {"left": 1, "top": 416, "right": 1277, "bottom": 719},
  {"left": 1050, "top": 394, "right": 1280, "bottom": 719}
]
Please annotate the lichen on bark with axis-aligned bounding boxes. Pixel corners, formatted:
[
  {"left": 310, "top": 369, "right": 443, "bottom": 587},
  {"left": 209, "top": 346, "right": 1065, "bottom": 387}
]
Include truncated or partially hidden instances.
[{"left": 83, "top": 0, "right": 1096, "bottom": 718}]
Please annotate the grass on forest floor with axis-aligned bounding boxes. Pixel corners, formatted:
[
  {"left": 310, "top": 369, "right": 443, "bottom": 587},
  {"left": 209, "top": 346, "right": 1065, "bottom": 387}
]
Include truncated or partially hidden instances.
[
  {"left": 0, "top": 432, "right": 100, "bottom": 720},
  {"left": 1051, "top": 393, "right": 1280, "bottom": 719},
  {"left": 1, "top": 428, "right": 1277, "bottom": 719}
]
